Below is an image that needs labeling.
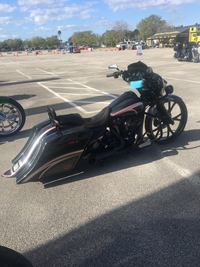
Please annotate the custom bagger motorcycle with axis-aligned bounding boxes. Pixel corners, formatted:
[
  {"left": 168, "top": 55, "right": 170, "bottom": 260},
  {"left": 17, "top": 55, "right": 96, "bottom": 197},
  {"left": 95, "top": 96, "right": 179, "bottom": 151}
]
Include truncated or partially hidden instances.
[{"left": 2, "top": 61, "right": 188, "bottom": 184}]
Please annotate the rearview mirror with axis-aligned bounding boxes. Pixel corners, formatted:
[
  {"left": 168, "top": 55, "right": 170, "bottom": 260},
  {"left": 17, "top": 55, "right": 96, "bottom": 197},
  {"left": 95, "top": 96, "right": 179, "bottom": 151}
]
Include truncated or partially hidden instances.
[{"left": 108, "top": 64, "right": 119, "bottom": 70}]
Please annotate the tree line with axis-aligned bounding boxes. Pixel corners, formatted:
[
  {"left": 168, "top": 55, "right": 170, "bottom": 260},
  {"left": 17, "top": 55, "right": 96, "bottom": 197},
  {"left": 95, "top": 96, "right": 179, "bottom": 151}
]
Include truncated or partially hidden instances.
[{"left": 0, "top": 15, "right": 172, "bottom": 51}]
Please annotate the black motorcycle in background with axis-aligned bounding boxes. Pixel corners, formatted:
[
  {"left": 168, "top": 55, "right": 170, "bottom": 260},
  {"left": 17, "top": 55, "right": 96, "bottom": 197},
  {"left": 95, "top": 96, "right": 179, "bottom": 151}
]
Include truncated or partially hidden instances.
[
  {"left": 173, "top": 42, "right": 184, "bottom": 59},
  {"left": 2, "top": 61, "right": 188, "bottom": 184},
  {"left": 174, "top": 41, "right": 199, "bottom": 63},
  {"left": 0, "top": 96, "right": 26, "bottom": 136}
]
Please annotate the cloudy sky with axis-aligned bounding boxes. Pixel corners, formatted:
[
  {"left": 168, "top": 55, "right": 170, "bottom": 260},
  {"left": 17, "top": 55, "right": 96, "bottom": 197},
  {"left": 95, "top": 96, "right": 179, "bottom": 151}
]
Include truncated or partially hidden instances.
[{"left": 0, "top": 0, "right": 199, "bottom": 41}]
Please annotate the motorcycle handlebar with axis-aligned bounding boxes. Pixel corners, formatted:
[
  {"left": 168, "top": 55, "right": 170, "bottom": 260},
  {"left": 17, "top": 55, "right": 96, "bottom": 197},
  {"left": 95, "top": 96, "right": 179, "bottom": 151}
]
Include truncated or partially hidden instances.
[
  {"left": 106, "top": 73, "right": 115, "bottom": 77},
  {"left": 106, "top": 70, "right": 124, "bottom": 78}
]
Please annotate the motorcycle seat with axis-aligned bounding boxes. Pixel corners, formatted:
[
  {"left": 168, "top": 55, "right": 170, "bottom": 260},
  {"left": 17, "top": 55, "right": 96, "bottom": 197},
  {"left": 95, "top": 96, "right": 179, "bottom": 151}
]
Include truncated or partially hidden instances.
[
  {"left": 56, "top": 113, "right": 85, "bottom": 126},
  {"left": 47, "top": 106, "right": 85, "bottom": 127},
  {"left": 84, "top": 106, "right": 110, "bottom": 128},
  {"left": 47, "top": 106, "right": 110, "bottom": 128}
]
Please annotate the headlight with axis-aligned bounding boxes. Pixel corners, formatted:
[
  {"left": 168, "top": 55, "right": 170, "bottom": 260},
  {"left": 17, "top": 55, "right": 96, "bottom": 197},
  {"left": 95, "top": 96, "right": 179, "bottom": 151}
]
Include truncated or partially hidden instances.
[
  {"left": 161, "top": 79, "right": 167, "bottom": 96},
  {"left": 165, "top": 85, "right": 174, "bottom": 94}
]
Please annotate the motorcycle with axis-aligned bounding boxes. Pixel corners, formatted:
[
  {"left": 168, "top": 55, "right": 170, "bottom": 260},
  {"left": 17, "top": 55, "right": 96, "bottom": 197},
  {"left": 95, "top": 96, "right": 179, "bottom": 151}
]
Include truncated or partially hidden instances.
[
  {"left": 174, "top": 42, "right": 199, "bottom": 63},
  {"left": 0, "top": 245, "right": 33, "bottom": 267},
  {"left": 2, "top": 61, "right": 188, "bottom": 184},
  {"left": 173, "top": 42, "right": 184, "bottom": 59},
  {"left": 186, "top": 45, "right": 199, "bottom": 63},
  {"left": 0, "top": 96, "right": 26, "bottom": 136}
]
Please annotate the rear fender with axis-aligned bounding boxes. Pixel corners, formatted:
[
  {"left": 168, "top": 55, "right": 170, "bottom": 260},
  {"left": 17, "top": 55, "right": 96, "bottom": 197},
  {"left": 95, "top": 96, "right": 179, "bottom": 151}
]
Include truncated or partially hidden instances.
[
  {"left": 16, "top": 149, "right": 84, "bottom": 184},
  {"left": 12, "top": 119, "right": 51, "bottom": 164},
  {"left": 3, "top": 124, "right": 91, "bottom": 183}
]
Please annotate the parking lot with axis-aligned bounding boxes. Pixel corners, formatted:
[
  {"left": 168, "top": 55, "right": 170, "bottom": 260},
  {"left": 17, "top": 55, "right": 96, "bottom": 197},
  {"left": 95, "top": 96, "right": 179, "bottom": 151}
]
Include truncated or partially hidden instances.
[{"left": 0, "top": 48, "right": 200, "bottom": 267}]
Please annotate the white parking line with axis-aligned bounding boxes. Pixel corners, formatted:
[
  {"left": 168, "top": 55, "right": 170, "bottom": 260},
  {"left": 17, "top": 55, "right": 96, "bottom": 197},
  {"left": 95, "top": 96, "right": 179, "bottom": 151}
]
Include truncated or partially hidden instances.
[
  {"left": 164, "top": 77, "right": 200, "bottom": 84},
  {"left": 38, "top": 81, "right": 106, "bottom": 114},
  {"left": 58, "top": 93, "right": 103, "bottom": 95},
  {"left": 37, "top": 82, "right": 89, "bottom": 113},
  {"left": 50, "top": 87, "right": 87, "bottom": 89},
  {"left": 36, "top": 68, "right": 59, "bottom": 76},
  {"left": 15, "top": 68, "right": 116, "bottom": 114},
  {"left": 68, "top": 79, "right": 117, "bottom": 98},
  {"left": 16, "top": 70, "right": 32, "bottom": 79},
  {"left": 37, "top": 78, "right": 117, "bottom": 114}
]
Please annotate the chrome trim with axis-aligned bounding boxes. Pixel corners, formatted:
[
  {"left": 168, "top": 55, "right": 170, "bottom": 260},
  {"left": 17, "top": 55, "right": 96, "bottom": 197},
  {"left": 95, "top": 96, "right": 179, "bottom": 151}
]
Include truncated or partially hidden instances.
[
  {"left": 110, "top": 102, "right": 143, "bottom": 117},
  {"left": 22, "top": 149, "right": 84, "bottom": 183},
  {"left": 9, "top": 126, "right": 56, "bottom": 177}
]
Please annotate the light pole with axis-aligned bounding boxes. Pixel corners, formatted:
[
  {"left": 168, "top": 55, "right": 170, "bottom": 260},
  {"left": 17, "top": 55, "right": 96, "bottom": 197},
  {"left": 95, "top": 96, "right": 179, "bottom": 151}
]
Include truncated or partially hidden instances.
[{"left": 170, "top": 9, "right": 176, "bottom": 27}]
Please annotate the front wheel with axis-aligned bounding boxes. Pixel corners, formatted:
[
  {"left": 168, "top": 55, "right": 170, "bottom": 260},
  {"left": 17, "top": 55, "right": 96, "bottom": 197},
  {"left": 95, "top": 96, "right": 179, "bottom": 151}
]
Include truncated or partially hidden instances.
[
  {"left": 145, "top": 95, "right": 188, "bottom": 144},
  {"left": 0, "top": 245, "right": 33, "bottom": 267},
  {"left": 0, "top": 97, "right": 26, "bottom": 136}
]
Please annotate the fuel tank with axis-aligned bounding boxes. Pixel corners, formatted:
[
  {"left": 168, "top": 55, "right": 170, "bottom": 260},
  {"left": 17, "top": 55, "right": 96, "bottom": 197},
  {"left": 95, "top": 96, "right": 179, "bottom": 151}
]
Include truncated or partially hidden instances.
[{"left": 109, "top": 91, "right": 144, "bottom": 116}]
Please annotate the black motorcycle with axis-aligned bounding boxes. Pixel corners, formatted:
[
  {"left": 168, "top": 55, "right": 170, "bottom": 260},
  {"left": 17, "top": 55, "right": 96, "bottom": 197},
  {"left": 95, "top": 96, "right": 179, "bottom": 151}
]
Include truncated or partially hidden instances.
[
  {"left": 2, "top": 61, "right": 188, "bottom": 184},
  {"left": 174, "top": 42, "right": 199, "bottom": 63},
  {"left": 173, "top": 42, "right": 184, "bottom": 59},
  {"left": 0, "top": 96, "right": 26, "bottom": 136}
]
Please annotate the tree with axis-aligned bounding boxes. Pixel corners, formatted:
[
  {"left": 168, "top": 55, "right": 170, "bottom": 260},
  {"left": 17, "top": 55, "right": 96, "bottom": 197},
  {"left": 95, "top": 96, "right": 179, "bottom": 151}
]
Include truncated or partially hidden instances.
[
  {"left": 137, "top": 15, "right": 169, "bottom": 41},
  {"left": 0, "top": 38, "right": 22, "bottom": 51},
  {"left": 112, "top": 20, "right": 129, "bottom": 42},
  {"left": 46, "top": 35, "right": 60, "bottom": 48},
  {"left": 31, "top": 36, "right": 46, "bottom": 48},
  {"left": 13, "top": 38, "right": 23, "bottom": 50},
  {"left": 69, "top": 31, "right": 99, "bottom": 46},
  {"left": 133, "top": 29, "right": 139, "bottom": 41},
  {"left": 102, "top": 30, "right": 118, "bottom": 46},
  {"left": 57, "top": 30, "right": 62, "bottom": 44},
  {"left": 125, "top": 30, "right": 138, "bottom": 41},
  {"left": 23, "top": 39, "right": 32, "bottom": 48}
]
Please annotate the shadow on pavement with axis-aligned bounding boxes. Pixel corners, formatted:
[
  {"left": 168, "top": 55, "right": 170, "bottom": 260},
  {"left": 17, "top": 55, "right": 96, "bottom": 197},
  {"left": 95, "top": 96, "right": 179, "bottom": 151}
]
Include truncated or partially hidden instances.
[
  {"left": 9, "top": 94, "right": 36, "bottom": 101},
  {"left": 39, "top": 128, "right": 200, "bottom": 188},
  {"left": 24, "top": 170, "right": 200, "bottom": 267},
  {"left": 1, "top": 129, "right": 200, "bottom": 178},
  {"left": 0, "top": 77, "right": 60, "bottom": 87}
]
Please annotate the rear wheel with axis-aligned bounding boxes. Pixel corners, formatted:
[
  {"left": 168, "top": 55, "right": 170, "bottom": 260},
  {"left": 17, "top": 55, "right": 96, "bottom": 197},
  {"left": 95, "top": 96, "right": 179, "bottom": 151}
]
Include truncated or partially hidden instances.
[
  {"left": 145, "top": 95, "right": 187, "bottom": 144},
  {"left": 0, "top": 245, "right": 33, "bottom": 267},
  {"left": 192, "top": 55, "right": 199, "bottom": 63}
]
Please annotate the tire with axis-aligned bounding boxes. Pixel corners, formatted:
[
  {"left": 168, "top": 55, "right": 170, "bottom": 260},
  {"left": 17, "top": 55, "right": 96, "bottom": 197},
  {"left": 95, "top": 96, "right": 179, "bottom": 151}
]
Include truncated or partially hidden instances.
[
  {"left": 0, "top": 98, "right": 26, "bottom": 136},
  {"left": 145, "top": 95, "right": 188, "bottom": 144},
  {"left": 192, "top": 56, "right": 199, "bottom": 63},
  {"left": 0, "top": 245, "right": 33, "bottom": 267}
]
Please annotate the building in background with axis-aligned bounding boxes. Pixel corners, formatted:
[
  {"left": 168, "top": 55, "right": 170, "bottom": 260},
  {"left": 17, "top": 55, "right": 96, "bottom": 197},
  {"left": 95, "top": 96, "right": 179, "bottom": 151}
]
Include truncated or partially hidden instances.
[{"left": 147, "top": 24, "right": 200, "bottom": 47}]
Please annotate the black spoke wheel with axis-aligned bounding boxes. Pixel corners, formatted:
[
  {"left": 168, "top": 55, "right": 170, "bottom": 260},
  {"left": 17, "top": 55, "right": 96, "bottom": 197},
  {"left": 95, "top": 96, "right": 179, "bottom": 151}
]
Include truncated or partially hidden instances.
[
  {"left": 145, "top": 95, "right": 187, "bottom": 144},
  {"left": 0, "top": 98, "right": 26, "bottom": 136},
  {"left": 0, "top": 246, "right": 33, "bottom": 267}
]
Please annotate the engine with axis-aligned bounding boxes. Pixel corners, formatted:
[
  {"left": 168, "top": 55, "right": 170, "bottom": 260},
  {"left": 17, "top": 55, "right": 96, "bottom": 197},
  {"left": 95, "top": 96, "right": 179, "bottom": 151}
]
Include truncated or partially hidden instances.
[{"left": 111, "top": 116, "right": 139, "bottom": 145}]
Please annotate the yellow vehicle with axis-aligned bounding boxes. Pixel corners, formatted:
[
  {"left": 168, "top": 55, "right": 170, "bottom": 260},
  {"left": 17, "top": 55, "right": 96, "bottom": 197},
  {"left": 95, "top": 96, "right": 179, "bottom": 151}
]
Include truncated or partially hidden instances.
[{"left": 189, "top": 27, "right": 200, "bottom": 43}]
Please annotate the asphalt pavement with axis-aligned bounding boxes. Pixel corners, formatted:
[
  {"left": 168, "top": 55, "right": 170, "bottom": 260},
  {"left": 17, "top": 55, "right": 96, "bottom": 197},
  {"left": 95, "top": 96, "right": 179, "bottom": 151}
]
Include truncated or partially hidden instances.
[{"left": 0, "top": 48, "right": 200, "bottom": 267}]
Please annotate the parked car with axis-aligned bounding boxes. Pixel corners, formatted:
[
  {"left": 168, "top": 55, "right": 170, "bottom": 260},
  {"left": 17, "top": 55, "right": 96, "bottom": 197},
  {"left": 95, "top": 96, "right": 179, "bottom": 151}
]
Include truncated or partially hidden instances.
[
  {"left": 132, "top": 43, "right": 148, "bottom": 50},
  {"left": 116, "top": 42, "right": 127, "bottom": 49},
  {"left": 73, "top": 47, "right": 81, "bottom": 53}
]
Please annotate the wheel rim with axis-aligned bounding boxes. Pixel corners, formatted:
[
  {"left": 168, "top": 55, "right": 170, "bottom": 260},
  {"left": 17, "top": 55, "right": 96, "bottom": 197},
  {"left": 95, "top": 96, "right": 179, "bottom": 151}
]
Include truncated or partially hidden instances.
[
  {"left": 0, "top": 102, "right": 23, "bottom": 135},
  {"left": 150, "top": 98, "right": 185, "bottom": 141}
]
